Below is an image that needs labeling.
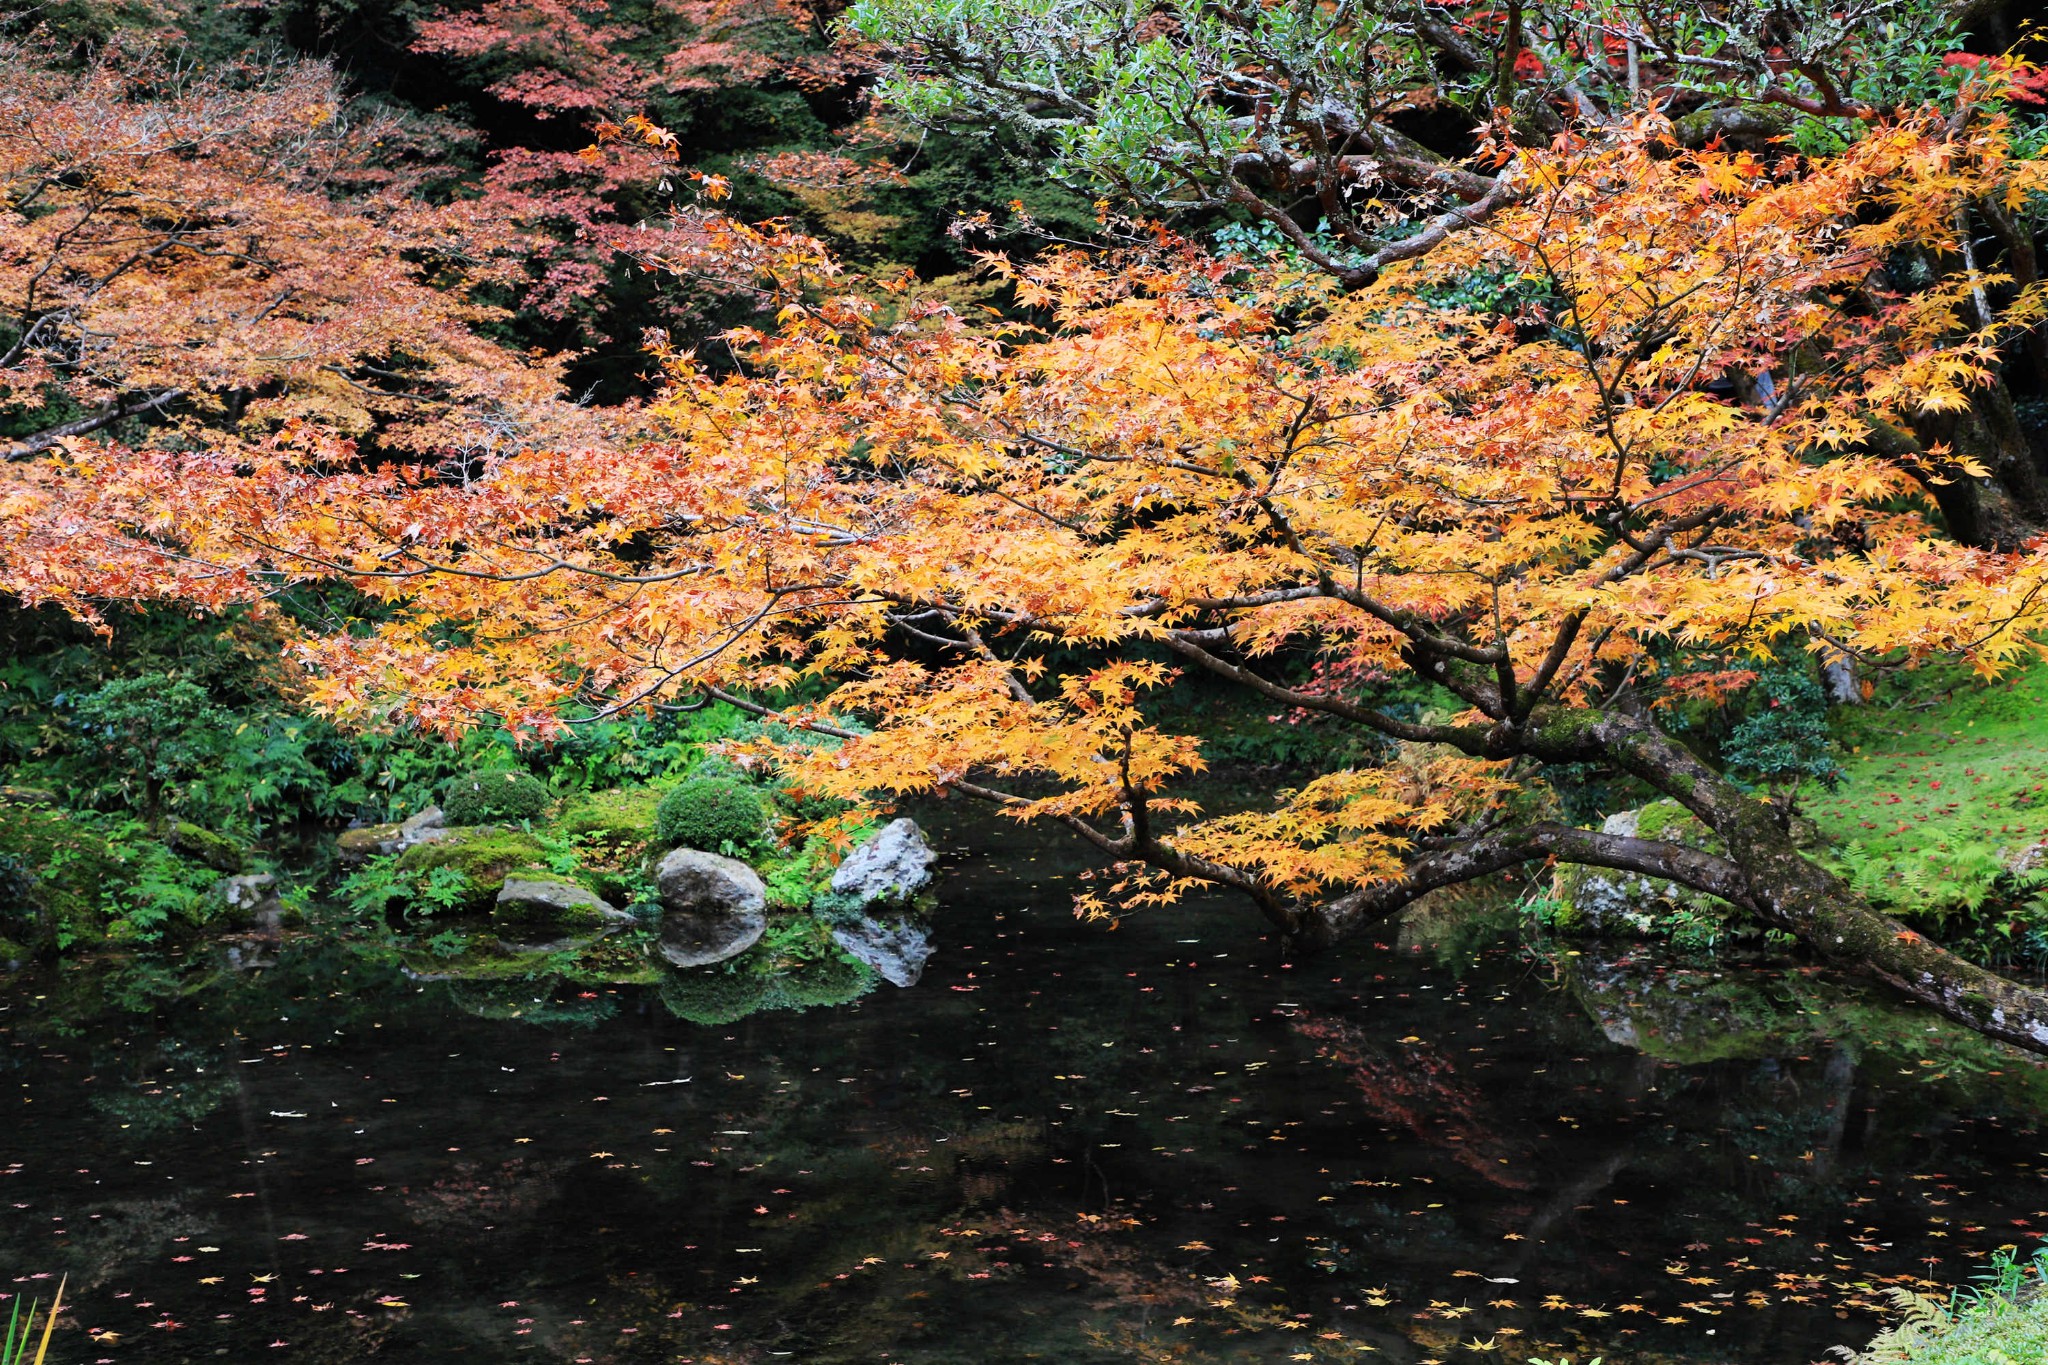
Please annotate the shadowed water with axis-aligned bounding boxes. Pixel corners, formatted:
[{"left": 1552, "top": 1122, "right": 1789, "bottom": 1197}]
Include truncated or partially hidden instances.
[{"left": 5, "top": 801, "right": 2047, "bottom": 1364}]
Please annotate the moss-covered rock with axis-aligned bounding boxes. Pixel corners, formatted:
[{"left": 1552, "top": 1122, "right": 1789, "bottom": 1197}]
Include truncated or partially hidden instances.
[
  {"left": 443, "top": 770, "right": 550, "bottom": 826},
  {"left": 336, "top": 821, "right": 405, "bottom": 862},
  {"left": 0, "top": 802, "right": 120, "bottom": 950},
  {"left": 166, "top": 821, "right": 245, "bottom": 872},
  {"left": 492, "top": 877, "right": 614, "bottom": 938},
  {"left": 556, "top": 786, "right": 662, "bottom": 845},
  {"left": 564, "top": 934, "right": 664, "bottom": 986},
  {"left": 0, "top": 936, "right": 29, "bottom": 965},
  {"left": 396, "top": 827, "right": 549, "bottom": 904},
  {"left": 1552, "top": 800, "right": 1730, "bottom": 936}
]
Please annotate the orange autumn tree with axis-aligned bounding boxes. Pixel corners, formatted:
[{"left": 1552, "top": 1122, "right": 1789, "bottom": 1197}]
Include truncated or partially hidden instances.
[
  {"left": 12, "top": 106, "right": 2048, "bottom": 1050},
  {"left": 0, "top": 39, "right": 600, "bottom": 466}
]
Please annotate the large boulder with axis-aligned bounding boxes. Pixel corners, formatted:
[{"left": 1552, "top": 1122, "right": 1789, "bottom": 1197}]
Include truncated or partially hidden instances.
[
  {"left": 1552, "top": 802, "right": 1727, "bottom": 934},
  {"left": 831, "top": 914, "right": 932, "bottom": 987},
  {"left": 655, "top": 849, "right": 766, "bottom": 966},
  {"left": 830, "top": 818, "right": 937, "bottom": 907},
  {"left": 396, "top": 827, "right": 549, "bottom": 904},
  {"left": 336, "top": 806, "right": 450, "bottom": 863},
  {"left": 493, "top": 877, "right": 624, "bottom": 939}
]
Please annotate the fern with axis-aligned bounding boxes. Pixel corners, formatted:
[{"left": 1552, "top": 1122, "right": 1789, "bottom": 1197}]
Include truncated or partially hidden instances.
[{"left": 1832, "top": 834, "right": 2020, "bottom": 922}]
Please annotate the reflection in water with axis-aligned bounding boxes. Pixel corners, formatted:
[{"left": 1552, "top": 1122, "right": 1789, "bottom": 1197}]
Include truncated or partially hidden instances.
[{"left": 4, "top": 803, "right": 2048, "bottom": 1363}]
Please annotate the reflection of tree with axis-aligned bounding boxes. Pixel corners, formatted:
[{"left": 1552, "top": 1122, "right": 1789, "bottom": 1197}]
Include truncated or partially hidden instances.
[
  {"left": 88, "top": 1039, "right": 239, "bottom": 1136},
  {"left": 1291, "top": 1014, "right": 1531, "bottom": 1188},
  {"left": 404, "top": 1157, "right": 571, "bottom": 1233}
]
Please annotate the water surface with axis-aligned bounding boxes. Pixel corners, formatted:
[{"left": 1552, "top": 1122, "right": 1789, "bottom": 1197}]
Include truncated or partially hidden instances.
[{"left": 5, "top": 803, "right": 2047, "bottom": 1364}]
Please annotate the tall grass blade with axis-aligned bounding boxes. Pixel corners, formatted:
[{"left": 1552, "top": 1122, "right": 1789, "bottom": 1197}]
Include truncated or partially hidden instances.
[
  {"left": 30, "top": 1276, "right": 60, "bottom": 1365},
  {"left": 3, "top": 1296, "right": 28, "bottom": 1365}
]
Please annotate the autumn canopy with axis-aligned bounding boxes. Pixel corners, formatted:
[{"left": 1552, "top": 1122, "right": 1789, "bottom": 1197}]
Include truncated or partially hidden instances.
[{"left": 8, "top": 3, "right": 2048, "bottom": 1051}]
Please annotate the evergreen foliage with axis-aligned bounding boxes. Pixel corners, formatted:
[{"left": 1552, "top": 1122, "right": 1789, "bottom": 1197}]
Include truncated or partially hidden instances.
[
  {"left": 443, "top": 769, "right": 551, "bottom": 826},
  {"left": 654, "top": 777, "right": 766, "bottom": 852}
]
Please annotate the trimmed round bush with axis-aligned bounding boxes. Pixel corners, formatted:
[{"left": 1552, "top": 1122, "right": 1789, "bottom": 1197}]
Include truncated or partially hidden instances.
[
  {"left": 654, "top": 777, "right": 766, "bottom": 851},
  {"left": 443, "top": 770, "right": 550, "bottom": 826}
]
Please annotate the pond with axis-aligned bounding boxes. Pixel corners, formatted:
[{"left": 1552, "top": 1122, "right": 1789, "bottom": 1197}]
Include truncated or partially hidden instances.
[{"left": 5, "top": 799, "right": 2048, "bottom": 1365}]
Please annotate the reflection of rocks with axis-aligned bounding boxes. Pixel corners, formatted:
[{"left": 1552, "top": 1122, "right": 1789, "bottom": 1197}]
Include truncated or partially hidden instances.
[
  {"left": 655, "top": 849, "right": 766, "bottom": 966},
  {"left": 831, "top": 914, "right": 932, "bottom": 987},
  {"left": 220, "top": 872, "right": 284, "bottom": 937},
  {"left": 492, "top": 877, "right": 624, "bottom": 940},
  {"left": 831, "top": 818, "right": 937, "bottom": 907},
  {"left": 1567, "top": 952, "right": 1796, "bottom": 1062}
]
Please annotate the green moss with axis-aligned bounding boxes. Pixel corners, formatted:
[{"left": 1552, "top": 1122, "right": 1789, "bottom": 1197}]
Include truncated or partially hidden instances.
[
  {"left": 556, "top": 786, "right": 662, "bottom": 844},
  {"left": 1634, "top": 798, "right": 1718, "bottom": 849},
  {"left": 655, "top": 777, "right": 766, "bottom": 851},
  {"left": 0, "top": 936, "right": 28, "bottom": 963},
  {"left": 1808, "top": 660, "right": 2048, "bottom": 919},
  {"left": 396, "top": 829, "right": 549, "bottom": 903},
  {"left": 443, "top": 769, "right": 550, "bottom": 826},
  {"left": 166, "top": 821, "right": 244, "bottom": 872}
]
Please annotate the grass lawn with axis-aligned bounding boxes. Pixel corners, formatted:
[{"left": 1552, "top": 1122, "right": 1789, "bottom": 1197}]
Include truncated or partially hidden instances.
[{"left": 1803, "top": 663, "right": 2048, "bottom": 917}]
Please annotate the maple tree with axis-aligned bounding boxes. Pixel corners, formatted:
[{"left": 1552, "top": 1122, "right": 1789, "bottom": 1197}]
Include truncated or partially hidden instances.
[
  {"left": 11, "top": 76, "right": 2048, "bottom": 1053},
  {"left": 850, "top": 0, "right": 2048, "bottom": 540},
  {"left": 0, "top": 38, "right": 599, "bottom": 467}
]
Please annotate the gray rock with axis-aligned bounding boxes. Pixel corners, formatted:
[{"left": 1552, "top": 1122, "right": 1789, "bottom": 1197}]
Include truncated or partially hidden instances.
[
  {"left": 493, "top": 877, "right": 620, "bottom": 937},
  {"left": 655, "top": 849, "right": 766, "bottom": 967},
  {"left": 830, "top": 818, "right": 937, "bottom": 907},
  {"left": 221, "top": 872, "right": 277, "bottom": 912},
  {"left": 831, "top": 914, "right": 932, "bottom": 987},
  {"left": 336, "top": 808, "right": 454, "bottom": 863},
  {"left": 400, "top": 805, "right": 446, "bottom": 839},
  {"left": 1552, "top": 803, "right": 1726, "bottom": 933}
]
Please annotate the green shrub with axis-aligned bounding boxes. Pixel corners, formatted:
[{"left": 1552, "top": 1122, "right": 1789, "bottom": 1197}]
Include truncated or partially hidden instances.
[
  {"left": 443, "top": 770, "right": 550, "bottom": 826},
  {"left": 654, "top": 777, "right": 766, "bottom": 851},
  {"left": 0, "top": 801, "right": 121, "bottom": 950}
]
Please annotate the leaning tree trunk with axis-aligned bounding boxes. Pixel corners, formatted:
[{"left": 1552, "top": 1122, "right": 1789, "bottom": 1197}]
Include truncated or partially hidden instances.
[
  {"left": 1605, "top": 716, "right": 2048, "bottom": 1053},
  {"left": 1289, "top": 708, "right": 2048, "bottom": 1056}
]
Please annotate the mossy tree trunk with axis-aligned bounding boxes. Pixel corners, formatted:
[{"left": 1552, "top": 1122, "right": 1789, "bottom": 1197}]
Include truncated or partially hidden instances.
[{"left": 1288, "top": 708, "right": 2048, "bottom": 1056}]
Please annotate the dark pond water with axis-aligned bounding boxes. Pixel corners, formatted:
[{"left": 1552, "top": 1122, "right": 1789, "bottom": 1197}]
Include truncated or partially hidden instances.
[{"left": 6, "top": 802, "right": 2048, "bottom": 1365}]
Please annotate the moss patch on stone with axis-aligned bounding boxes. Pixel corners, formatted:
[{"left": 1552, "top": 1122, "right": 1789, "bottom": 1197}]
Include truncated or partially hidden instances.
[
  {"left": 556, "top": 786, "right": 663, "bottom": 845},
  {"left": 166, "top": 821, "right": 245, "bottom": 872},
  {"left": 396, "top": 828, "right": 550, "bottom": 904}
]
